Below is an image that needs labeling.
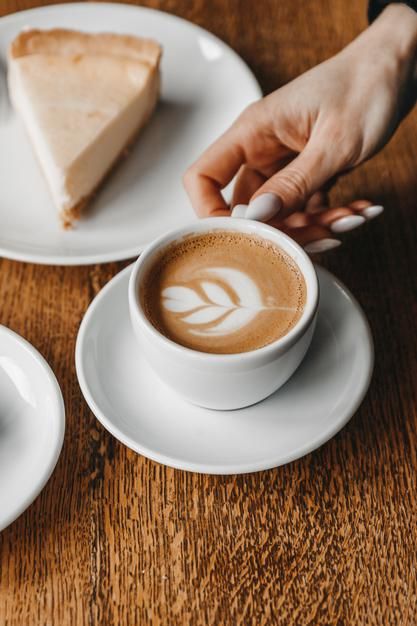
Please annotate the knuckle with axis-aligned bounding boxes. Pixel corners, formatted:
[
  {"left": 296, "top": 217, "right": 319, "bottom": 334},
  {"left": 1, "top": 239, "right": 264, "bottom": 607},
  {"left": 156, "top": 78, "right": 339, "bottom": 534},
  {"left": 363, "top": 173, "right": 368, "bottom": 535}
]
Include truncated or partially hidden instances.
[
  {"left": 276, "top": 167, "right": 310, "bottom": 201},
  {"left": 182, "top": 164, "right": 198, "bottom": 189},
  {"left": 236, "top": 101, "right": 261, "bottom": 126},
  {"left": 333, "top": 137, "right": 361, "bottom": 166},
  {"left": 242, "top": 101, "right": 259, "bottom": 117},
  {"left": 340, "top": 140, "right": 362, "bottom": 167},
  {"left": 319, "top": 117, "right": 362, "bottom": 166}
]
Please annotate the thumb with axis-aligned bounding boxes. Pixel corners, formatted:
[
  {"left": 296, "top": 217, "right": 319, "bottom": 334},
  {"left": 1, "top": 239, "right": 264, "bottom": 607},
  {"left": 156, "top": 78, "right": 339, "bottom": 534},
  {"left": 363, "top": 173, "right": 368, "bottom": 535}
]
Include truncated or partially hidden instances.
[{"left": 245, "top": 143, "right": 339, "bottom": 222}]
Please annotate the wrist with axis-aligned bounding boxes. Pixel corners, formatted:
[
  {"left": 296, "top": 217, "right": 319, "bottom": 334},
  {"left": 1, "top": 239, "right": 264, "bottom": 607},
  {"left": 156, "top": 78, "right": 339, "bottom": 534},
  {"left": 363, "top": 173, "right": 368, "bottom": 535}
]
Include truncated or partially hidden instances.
[
  {"left": 371, "top": 4, "right": 417, "bottom": 72},
  {"left": 341, "top": 3, "right": 417, "bottom": 85},
  {"left": 335, "top": 3, "right": 417, "bottom": 125}
]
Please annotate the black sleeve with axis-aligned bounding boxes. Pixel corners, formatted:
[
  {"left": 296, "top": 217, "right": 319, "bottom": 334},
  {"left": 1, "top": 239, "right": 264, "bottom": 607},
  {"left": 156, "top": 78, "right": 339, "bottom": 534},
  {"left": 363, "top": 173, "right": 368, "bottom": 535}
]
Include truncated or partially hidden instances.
[{"left": 369, "top": 0, "right": 417, "bottom": 22}]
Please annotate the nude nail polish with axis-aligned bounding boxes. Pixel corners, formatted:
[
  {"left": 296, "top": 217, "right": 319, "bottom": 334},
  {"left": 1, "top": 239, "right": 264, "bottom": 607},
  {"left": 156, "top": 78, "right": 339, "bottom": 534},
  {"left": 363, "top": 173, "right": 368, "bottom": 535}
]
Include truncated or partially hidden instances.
[
  {"left": 304, "top": 238, "right": 341, "bottom": 254},
  {"left": 245, "top": 193, "right": 281, "bottom": 222},
  {"left": 330, "top": 215, "right": 365, "bottom": 233}
]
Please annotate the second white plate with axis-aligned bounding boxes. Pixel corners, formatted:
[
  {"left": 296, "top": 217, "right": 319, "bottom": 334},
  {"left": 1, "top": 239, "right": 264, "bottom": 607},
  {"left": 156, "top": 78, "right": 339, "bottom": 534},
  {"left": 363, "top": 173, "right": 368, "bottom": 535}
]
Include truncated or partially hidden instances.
[
  {"left": 0, "top": 326, "right": 65, "bottom": 531},
  {"left": 0, "top": 3, "right": 261, "bottom": 265}
]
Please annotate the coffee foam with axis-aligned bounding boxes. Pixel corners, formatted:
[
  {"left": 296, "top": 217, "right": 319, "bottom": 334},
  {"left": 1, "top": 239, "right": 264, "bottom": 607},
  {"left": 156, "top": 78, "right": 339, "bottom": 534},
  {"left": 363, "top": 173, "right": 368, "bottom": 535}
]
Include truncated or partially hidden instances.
[{"left": 140, "top": 231, "right": 307, "bottom": 354}]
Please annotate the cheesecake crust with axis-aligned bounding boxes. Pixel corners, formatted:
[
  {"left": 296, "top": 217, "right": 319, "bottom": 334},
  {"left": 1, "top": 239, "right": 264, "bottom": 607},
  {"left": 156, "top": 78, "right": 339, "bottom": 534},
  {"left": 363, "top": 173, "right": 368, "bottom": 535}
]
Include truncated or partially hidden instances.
[{"left": 10, "top": 28, "right": 161, "bottom": 68}]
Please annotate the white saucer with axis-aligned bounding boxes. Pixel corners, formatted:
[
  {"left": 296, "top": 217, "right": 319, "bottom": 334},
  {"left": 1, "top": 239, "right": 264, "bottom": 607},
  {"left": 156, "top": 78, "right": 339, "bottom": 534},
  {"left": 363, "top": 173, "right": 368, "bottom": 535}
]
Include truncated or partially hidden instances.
[
  {"left": 76, "top": 265, "right": 373, "bottom": 474},
  {"left": 0, "top": 3, "right": 261, "bottom": 265},
  {"left": 0, "top": 326, "right": 65, "bottom": 530}
]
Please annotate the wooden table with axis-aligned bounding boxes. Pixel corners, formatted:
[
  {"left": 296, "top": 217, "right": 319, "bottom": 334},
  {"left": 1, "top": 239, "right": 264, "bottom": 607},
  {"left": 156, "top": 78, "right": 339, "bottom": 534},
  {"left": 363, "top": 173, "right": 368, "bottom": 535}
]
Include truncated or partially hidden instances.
[{"left": 1, "top": 1, "right": 416, "bottom": 624}]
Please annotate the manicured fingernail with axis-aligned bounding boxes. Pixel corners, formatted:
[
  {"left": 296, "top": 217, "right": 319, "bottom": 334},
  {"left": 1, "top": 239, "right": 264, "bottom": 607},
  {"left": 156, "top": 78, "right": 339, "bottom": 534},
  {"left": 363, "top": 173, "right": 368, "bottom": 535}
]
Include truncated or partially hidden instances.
[
  {"left": 304, "top": 238, "right": 341, "bottom": 253},
  {"left": 362, "top": 205, "right": 384, "bottom": 220},
  {"left": 231, "top": 204, "right": 247, "bottom": 218},
  {"left": 245, "top": 193, "right": 281, "bottom": 222},
  {"left": 330, "top": 215, "right": 365, "bottom": 233}
]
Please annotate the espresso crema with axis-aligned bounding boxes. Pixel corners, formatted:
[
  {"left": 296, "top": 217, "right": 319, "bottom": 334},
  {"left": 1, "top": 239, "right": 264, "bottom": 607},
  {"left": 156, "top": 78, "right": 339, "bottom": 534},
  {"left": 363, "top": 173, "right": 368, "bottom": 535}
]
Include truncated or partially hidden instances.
[{"left": 140, "top": 231, "right": 307, "bottom": 354}]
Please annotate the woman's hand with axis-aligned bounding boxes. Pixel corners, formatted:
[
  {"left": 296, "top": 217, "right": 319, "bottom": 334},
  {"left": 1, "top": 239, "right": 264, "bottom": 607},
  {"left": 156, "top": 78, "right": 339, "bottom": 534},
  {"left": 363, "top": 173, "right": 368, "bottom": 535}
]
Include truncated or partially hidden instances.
[{"left": 183, "top": 4, "right": 417, "bottom": 251}]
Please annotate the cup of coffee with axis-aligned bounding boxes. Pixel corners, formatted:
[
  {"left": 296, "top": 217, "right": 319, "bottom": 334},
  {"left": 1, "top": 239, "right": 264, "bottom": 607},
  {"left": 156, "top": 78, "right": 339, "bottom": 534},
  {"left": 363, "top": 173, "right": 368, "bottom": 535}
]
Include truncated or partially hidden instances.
[{"left": 128, "top": 218, "right": 318, "bottom": 410}]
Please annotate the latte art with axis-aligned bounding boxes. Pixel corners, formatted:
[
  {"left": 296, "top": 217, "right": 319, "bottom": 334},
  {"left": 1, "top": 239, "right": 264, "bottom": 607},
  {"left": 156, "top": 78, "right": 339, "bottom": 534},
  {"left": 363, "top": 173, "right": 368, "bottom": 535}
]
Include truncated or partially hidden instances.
[
  {"left": 162, "top": 267, "right": 297, "bottom": 337},
  {"left": 141, "top": 231, "right": 306, "bottom": 354}
]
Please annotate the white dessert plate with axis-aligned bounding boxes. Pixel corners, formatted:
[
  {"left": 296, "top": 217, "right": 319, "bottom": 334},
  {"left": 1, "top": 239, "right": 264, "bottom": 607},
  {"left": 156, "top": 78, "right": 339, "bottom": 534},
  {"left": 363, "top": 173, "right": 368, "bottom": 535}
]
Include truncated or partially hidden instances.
[
  {"left": 0, "top": 326, "right": 65, "bottom": 531},
  {"left": 0, "top": 3, "right": 261, "bottom": 265},
  {"left": 76, "top": 265, "right": 374, "bottom": 475}
]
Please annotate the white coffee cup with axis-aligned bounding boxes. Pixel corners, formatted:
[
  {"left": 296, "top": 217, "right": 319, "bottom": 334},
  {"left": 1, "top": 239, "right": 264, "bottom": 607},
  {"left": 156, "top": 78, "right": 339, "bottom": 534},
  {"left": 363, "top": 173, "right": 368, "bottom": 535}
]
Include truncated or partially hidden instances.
[{"left": 128, "top": 218, "right": 319, "bottom": 410}]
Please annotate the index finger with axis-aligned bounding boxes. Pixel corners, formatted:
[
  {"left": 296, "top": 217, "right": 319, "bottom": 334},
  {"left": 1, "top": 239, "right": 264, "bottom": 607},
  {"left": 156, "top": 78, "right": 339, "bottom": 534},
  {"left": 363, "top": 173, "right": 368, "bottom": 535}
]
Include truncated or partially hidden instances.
[{"left": 183, "top": 124, "right": 245, "bottom": 217}]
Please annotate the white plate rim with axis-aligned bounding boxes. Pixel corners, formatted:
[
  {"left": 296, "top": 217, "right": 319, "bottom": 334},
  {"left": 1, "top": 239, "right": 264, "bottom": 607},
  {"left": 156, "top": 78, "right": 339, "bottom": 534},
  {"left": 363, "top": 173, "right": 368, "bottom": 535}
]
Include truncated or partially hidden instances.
[
  {"left": 0, "top": 325, "right": 66, "bottom": 531},
  {"left": 75, "top": 264, "right": 374, "bottom": 474},
  {"left": 0, "top": 2, "right": 262, "bottom": 266}
]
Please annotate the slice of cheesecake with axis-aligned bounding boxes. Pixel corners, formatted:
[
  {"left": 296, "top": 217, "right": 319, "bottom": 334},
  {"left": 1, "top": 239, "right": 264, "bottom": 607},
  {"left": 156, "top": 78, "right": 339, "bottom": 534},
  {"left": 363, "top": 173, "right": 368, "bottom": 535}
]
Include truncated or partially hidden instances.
[{"left": 8, "top": 29, "right": 162, "bottom": 227}]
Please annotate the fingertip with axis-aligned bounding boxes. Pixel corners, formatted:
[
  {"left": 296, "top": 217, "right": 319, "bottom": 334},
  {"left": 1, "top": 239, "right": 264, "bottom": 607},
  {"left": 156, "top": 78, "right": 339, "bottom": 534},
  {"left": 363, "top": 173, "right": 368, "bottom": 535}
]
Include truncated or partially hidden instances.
[
  {"left": 231, "top": 204, "right": 247, "bottom": 218},
  {"left": 206, "top": 208, "right": 231, "bottom": 218},
  {"left": 362, "top": 205, "right": 384, "bottom": 220},
  {"left": 347, "top": 199, "right": 384, "bottom": 220},
  {"left": 348, "top": 199, "right": 373, "bottom": 210},
  {"left": 245, "top": 193, "right": 282, "bottom": 222},
  {"left": 304, "top": 238, "right": 342, "bottom": 254},
  {"left": 283, "top": 212, "right": 313, "bottom": 228},
  {"left": 316, "top": 207, "right": 353, "bottom": 226},
  {"left": 330, "top": 215, "right": 365, "bottom": 233},
  {"left": 275, "top": 224, "right": 331, "bottom": 246}
]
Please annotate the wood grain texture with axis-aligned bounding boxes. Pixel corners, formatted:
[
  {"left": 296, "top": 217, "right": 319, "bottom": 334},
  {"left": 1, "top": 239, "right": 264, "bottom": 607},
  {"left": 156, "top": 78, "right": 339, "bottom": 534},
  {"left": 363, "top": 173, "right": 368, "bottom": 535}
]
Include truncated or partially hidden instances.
[{"left": 1, "top": 1, "right": 417, "bottom": 624}]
